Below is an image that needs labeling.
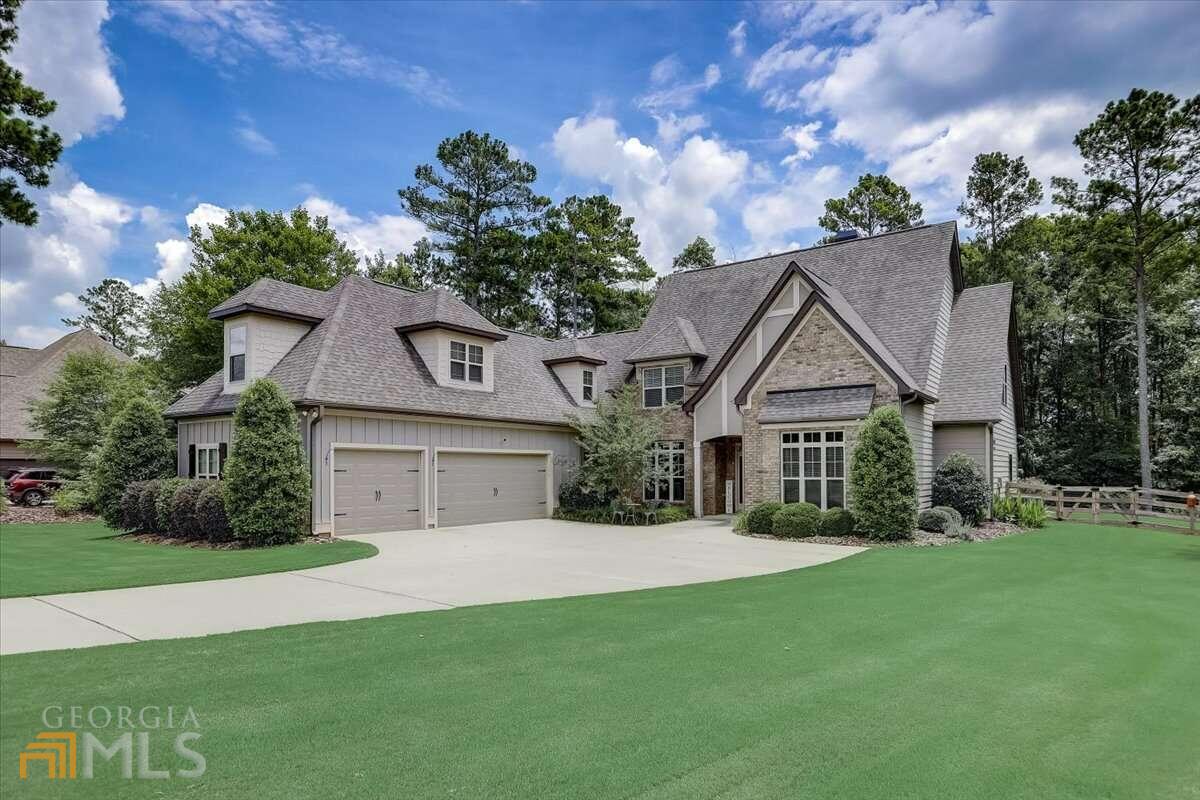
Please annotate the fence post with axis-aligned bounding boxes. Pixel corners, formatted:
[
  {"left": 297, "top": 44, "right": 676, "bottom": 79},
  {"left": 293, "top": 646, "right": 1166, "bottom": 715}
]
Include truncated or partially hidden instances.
[
  {"left": 1091, "top": 487, "right": 1099, "bottom": 525},
  {"left": 1055, "top": 485, "right": 1064, "bottom": 520},
  {"left": 1129, "top": 487, "right": 1139, "bottom": 526},
  {"left": 1188, "top": 493, "right": 1196, "bottom": 533}
]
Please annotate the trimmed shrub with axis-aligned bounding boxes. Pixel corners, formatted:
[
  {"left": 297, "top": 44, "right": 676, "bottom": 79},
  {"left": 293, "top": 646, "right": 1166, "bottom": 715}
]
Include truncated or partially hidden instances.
[
  {"left": 558, "top": 476, "right": 614, "bottom": 511},
  {"left": 92, "top": 397, "right": 175, "bottom": 528},
  {"left": 918, "top": 507, "right": 954, "bottom": 533},
  {"left": 655, "top": 505, "right": 690, "bottom": 524},
  {"left": 732, "top": 511, "right": 747, "bottom": 533},
  {"left": 155, "top": 477, "right": 187, "bottom": 536},
  {"left": 224, "top": 380, "right": 312, "bottom": 546},
  {"left": 196, "top": 483, "right": 233, "bottom": 543},
  {"left": 931, "top": 505, "right": 964, "bottom": 528},
  {"left": 849, "top": 406, "right": 917, "bottom": 540},
  {"left": 52, "top": 485, "right": 89, "bottom": 517},
  {"left": 820, "top": 507, "right": 856, "bottom": 536},
  {"left": 932, "top": 453, "right": 990, "bottom": 524},
  {"left": 138, "top": 480, "right": 164, "bottom": 534},
  {"left": 170, "top": 481, "right": 208, "bottom": 540},
  {"left": 772, "top": 502, "right": 822, "bottom": 538},
  {"left": 118, "top": 481, "right": 145, "bottom": 530},
  {"left": 745, "top": 501, "right": 783, "bottom": 535}
]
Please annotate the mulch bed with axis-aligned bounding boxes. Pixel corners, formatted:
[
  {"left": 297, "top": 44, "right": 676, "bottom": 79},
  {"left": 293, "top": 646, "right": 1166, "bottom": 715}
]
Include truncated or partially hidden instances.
[
  {"left": 0, "top": 504, "right": 97, "bottom": 525},
  {"left": 741, "top": 520, "right": 1026, "bottom": 548},
  {"left": 115, "top": 532, "right": 337, "bottom": 550}
]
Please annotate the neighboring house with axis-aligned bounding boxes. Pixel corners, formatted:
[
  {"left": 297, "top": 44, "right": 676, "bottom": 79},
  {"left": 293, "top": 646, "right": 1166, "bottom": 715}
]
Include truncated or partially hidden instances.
[
  {"left": 165, "top": 221, "right": 1020, "bottom": 534},
  {"left": 0, "top": 330, "right": 132, "bottom": 474}
]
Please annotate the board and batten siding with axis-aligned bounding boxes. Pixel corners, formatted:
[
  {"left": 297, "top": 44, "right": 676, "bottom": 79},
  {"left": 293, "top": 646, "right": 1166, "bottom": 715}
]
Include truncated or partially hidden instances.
[
  {"left": 992, "top": 363, "right": 1018, "bottom": 487},
  {"left": 312, "top": 411, "right": 579, "bottom": 532},
  {"left": 176, "top": 417, "right": 233, "bottom": 476},
  {"left": 933, "top": 423, "right": 989, "bottom": 480},
  {"left": 903, "top": 401, "right": 934, "bottom": 509}
]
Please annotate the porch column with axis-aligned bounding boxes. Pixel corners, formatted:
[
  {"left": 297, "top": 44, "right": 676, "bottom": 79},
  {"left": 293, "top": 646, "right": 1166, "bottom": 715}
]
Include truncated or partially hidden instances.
[{"left": 693, "top": 439, "right": 703, "bottom": 518}]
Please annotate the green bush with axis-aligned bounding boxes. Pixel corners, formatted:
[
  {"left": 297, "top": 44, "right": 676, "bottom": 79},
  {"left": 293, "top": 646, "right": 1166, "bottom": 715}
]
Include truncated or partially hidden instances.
[
  {"left": 138, "top": 480, "right": 164, "bottom": 534},
  {"left": 991, "top": 494, "right": 1020, "bottom": 523},
  {"left": 117, "top": 481, "right": 145, "bottom": 530},
  {"left": 554, "top": 504, "right": 690, "bottom": 525},
  {"left": 155, "top": 477, "right": 186, "bottom": 537},
  {"left": 197, "top": 483, "right": 233, "bottom": 543},
  {"left": 773, "top": 502, "right": 822, "bottom": 538},
  {"left": 918, "top": 507, "right": 954, "bottom": 532},
  {"left": 1017, "top": 499, "right": 1047, "bottom": 528},
  {"left": 224, "top": 380, "right": 312, "bottom": 546},
  {"left": 91, "top": 397, "right": 175, "bottom": 528},
  {"left": 558, "top": 476, "right": 614, "bottom": 511},
  {"left": 745, "top": 502, "right": 783, "bottom": 535},
  {"left": 849, "top": 406, "right": 917, "bottom": 540},
  {"left": 931, "top": 505, "right": 964, "bottom": 528},
  {"left": 170, "top": 481, "right": 208, "bottom": 540},
  {"left": 732, "top": 511, "right": 747, "bottom": 533},
  {"left": 820, "top": 507, "right": 856, "bottom": 536},
  {"left": 932, "top": 453, "right": 990, "bottom": 524},
  {"left": 656, "top": 505, "right": 690, "bottom": 524},
  {"left": 52, "top": 484, "right": 89, "bottom": 517}
]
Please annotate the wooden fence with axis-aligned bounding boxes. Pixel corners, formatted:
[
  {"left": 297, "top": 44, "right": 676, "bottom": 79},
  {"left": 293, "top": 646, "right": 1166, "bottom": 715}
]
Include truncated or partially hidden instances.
[{"left": 1000, "top": 480, "right": 1198, "bottom": 533}]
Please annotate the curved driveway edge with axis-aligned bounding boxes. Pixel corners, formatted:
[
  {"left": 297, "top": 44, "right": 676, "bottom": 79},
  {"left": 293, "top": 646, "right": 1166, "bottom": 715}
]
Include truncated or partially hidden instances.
[{"left": 0, "top": 517, "right": 864, "bottom": 655}]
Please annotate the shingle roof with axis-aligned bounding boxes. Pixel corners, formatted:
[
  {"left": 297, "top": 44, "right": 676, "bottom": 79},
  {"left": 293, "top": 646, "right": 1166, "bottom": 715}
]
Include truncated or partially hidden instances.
[
  {"left": 758, "top": 384, "right": 876, "bottom": 424},
  {"left": 209, "top": 278, "right": 337, "bottom": 321},
  {"left": 935, "top": 282, "right": 1013, "bottom": 422},
  {"left": 624, "top": 317, "right": 707, "bottom": 363},
  {"left": 0, "top": 330, "right": 131, "bottom": 441},
  {"left": 541, "top": 337, "right": 608, "bottom": 365},
  {"left": 394, "top": 286, "right": 507, "bottom": 340}
]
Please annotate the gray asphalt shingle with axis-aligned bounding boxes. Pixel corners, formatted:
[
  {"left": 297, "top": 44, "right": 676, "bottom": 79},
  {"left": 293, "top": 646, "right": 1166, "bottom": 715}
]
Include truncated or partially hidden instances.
[
  {"left": 936, "top": 282, "right": 1014, "bottom": 422},
  {"left": 758, "top": 384, "right": 877, "bottom": 424}
]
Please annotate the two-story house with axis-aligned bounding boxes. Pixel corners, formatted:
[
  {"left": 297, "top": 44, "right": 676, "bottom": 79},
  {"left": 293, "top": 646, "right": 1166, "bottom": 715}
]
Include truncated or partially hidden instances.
[{"left": 164, "top": 221, "right": 1020, "bottom": 535}]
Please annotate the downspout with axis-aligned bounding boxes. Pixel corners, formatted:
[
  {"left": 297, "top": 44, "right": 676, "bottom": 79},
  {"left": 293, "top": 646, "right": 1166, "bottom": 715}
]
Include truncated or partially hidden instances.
[{"left": 306, "top": 405, "right": 325, "bottom": 535}]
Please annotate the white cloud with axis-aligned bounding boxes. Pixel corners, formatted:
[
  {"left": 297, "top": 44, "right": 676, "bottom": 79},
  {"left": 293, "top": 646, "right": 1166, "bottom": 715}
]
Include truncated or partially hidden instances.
[
  {"left": 747, "top": 41, "right": 828, "bottom": 92},
  {"left": 552, "top": 116, "right": 749, "bottom": 270},
  {"left": 11, "top": 326, "right": 73, "bottom": 349},
  {"left": 780, "top": 122, "right": 822, "bottom": 167},
  {"left": 742, "top": 164, "right": 846, "bottom": 251},
  {"left": 653, "top": 112, "right": 709, "bottom": 146},
  {"left": 301, "top": 196, "right": 427, "bottom": 260},
  {"left": 235, "top": 115, "right": 277, "bottom": 155},
  {"left": 52, "top": 292, "right": 85, "bottom": 313},
  {"left": 185, "top": 203, "right": 229, "bottom": 232},
  {"left": 132, "top": 202, "right": 231, "bottom": 299},
  {"left": 135, "top": 0, "right": 458, "bottom": 107},
  {"left": 728, "top": 20, "right": 748, "bottom": 57},
  {"left": 636, "top": 60, "right": 721, "bottom": 113},
  {"left": 9, "top": 0, "right": 124, "bottom": 144}
]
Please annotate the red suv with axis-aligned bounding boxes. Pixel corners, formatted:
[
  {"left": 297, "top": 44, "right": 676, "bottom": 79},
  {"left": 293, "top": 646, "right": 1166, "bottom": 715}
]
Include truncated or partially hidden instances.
[{"left": 5, "top": 469, "right": 61, "bottom": 506}]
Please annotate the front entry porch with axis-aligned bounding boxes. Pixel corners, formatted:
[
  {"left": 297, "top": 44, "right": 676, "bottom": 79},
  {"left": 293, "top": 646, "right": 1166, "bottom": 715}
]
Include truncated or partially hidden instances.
[{"left": 700, "top": 436, "right": 743, "bottom": 517}]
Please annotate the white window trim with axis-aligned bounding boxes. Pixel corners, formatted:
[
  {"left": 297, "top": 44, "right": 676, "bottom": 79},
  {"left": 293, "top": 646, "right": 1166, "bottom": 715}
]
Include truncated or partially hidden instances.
[
  {"left": 228, "top": 324, "right": 247, "bottom": 383},
  {"left": 450, "top": 340, "right": 484, "bottom": 384},
  {"left": 582, "top": 369, "right": 594, "bottom": 402},
  {"left": 642, "top": 365, "right": 685, "bottom": 408},
  {"left": 196, "top": 444, "right": 220, "bottom": 480},
  {"left": 644, "top": 440, "right": 686, "bottom": 503},
  {"left": 780, "top": 430, "right": 846, "bottom": 510}
]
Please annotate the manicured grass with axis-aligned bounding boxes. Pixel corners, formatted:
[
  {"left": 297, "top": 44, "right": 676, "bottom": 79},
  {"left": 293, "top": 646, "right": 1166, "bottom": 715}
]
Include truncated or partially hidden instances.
[
  {"left": 0, "top": 522, "right": 377, "bottom": 597},
  {"left": 2, "top": 521, "right": 1197, "bottom": 798}
]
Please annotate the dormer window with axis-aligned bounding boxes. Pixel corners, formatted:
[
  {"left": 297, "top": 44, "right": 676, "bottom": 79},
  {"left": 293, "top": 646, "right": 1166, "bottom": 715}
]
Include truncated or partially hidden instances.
[
  {"left": 583, "top": 369, "right": 594, "bottom": 402},
  {"left": 451, "top": 341, "right": 484, "bottom": 383},
  {"left": 228, "top": 325, "right": 246, "bottom": 382},
  {"left": 643, "top": 365, "right": 685, "bottom": 408}
]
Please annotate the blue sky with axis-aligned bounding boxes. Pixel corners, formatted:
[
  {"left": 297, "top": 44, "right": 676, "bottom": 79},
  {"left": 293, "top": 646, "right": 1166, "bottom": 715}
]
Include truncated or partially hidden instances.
[{"left": 2, "top": 0, "right": 1198, "bottom": 346}]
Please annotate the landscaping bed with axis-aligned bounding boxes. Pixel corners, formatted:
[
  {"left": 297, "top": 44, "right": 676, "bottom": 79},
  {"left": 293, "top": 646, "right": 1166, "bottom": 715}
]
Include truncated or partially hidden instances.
[
  {"left": 0, "top": 503, "right": 96, "bottom": 525},
  {"left": 740, "top": 519, "right": 1024, "bottom": 548}
]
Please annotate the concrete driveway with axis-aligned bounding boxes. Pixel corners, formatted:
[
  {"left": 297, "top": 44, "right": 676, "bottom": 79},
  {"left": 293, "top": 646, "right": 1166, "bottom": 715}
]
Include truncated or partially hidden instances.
[{"left": 0, "top": 517, "right": 863, "bottom": 655}]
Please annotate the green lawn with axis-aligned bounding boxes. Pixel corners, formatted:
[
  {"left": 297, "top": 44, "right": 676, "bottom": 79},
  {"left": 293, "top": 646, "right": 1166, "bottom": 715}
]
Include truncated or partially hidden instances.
[
  {"left": 0, "top": 522, "right": 377, "bottom": 597},
  {"left": 2, "top": 521, "right": 1197, "bottom": 798}
]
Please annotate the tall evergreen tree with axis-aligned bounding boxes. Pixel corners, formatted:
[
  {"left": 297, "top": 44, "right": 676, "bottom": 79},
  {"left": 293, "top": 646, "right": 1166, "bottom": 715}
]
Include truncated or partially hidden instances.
[
  {"left": 91, "top": 396, "right": 175, "bottom": 527},
  {"left": 819, "top": 174, "right": 924, "bottom": 236},
  {"left": 0, "top": 0, "right": 62, "bottom": 226},
  {"left": 1052, "top": 88, "right": 1200, "bottom": 489},
  {"left": 398, "top": 131, "right": 550, "bottom": 315},
  {"left": 957, "top": 152, "right": 1043, "bottom": 283},
  {"left": 145, "top": 207, "right": 359, "bottom": 391},
  {"left": 671, "top": 236, "right": 716, "bottom": 271},
  {"left": 61, "top": 278, "right": 147, "bottom": 354}
]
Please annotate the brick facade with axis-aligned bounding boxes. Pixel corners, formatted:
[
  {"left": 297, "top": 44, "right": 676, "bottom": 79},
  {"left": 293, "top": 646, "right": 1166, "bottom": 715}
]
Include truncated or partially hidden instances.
[{"left": 741, "top": 308, "right": 898, "bottom": 508}]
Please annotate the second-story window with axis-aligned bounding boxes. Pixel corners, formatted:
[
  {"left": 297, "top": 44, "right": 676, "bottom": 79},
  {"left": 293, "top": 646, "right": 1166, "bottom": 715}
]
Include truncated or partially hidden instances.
[
  {"left": 228, "top": 325, "right": 246, "bottom": 382},
  {"left": 451, "top": 341, "right": 484, "bottom": 383},
  {"left": 642, "top": 365, "right": 685, "bottom": 408},
  {"left": 582, "top": 369, "right": 594, "bottom": 401}
]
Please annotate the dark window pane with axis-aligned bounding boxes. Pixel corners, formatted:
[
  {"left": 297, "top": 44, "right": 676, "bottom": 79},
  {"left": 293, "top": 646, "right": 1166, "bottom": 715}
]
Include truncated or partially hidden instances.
[
  {"left": 783, "top": 480, "right": 800, "bottom": 503},
  {"left": 469, "top": 363, "right": 483, "bottom": 382},
  {"left": 665, "top": 385, "right": 684, "bottom": 404},
  {"left": 664, "top": 365, "right": 685, "bottom": 385},
  {"left": 644, "top": 481, "right": 654, "bottom": 501},
  {"left": 229, "top": 354, "right": 245, "bottom": 382},
  {"left": 804, "top": 479, "right": 822, "bottom": 506},
  {"left": 583, "top": 385, "right": 593, "bottom": 401},
  {"left": 827, "top": 480, "right": 844, "bottom": 508},
  {"left": 673, "top": 478, "right": 685, "bottom": 500},
  {"left": 644, "top": 388, "right": 662, "bottom": 407},
  {"left": 450, "top": 361, "right": 465, "bottom": 380}
]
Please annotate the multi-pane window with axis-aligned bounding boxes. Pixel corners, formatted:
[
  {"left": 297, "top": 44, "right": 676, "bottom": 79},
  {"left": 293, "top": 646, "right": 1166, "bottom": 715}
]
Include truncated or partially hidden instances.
[
  {"left": 644, "top": 440, "right": 686, "bottom": 503},
  {"left": 781, "top": 430, "right": 845, "bottom": 509},
  {"left": 450, "top": 341, "right": 484, "bottom": 383},
  {"left": 228, "top": 325, "right": 246, "bottom": 382},
  {"left": 642, "top": 365, "right": 685, "bottom": 408},
  {"left": 582, "top": 369, "right": 594, "bottom": 401},
  {"left": 196, "top": 445, "right": 220, "bottom": 480}
]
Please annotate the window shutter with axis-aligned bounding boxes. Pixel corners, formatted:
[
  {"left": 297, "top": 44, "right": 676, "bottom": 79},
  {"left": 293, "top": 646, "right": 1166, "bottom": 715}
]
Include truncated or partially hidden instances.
[
  {"left": 218, "top": 443, "right": 228, "bottom": 478},
  {"left": 188, "top": 445, "right": 196, "bottom": 479}
]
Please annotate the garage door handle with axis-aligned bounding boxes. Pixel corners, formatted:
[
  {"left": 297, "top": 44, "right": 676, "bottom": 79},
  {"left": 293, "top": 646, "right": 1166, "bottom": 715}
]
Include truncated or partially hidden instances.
[
  {"left": 437, "top": 506, "right": 446, "bottom": 511},
  {"left": 538, "top": 501, "right": 546, "bottom": 505},
  {"left": 334, "top": 512, "right": 347, "bottom": 517},
  {"left": 334, "top": 468, "right": 348, "bottom": 473},
  {"left": 407, "top": 508, "right": 419, "bottom": 512},
  {"left": 406, "top": 469, "right": 420, "bottom": 473}
]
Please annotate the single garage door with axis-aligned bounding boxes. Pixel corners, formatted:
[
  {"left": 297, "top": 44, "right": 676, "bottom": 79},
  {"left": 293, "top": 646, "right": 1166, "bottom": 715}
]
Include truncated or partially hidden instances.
[
  {"left": 333, "top": 448, "right": 423, "bottom": 534},
  {"left": 436, "top": 451, "right": 548, "bottom": 528}
]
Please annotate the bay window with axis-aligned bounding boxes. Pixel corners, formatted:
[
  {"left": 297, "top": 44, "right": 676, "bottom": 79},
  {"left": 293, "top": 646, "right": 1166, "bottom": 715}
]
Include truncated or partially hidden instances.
[{"left": 781, "top": 430, "right": 845, "bottom": 509}]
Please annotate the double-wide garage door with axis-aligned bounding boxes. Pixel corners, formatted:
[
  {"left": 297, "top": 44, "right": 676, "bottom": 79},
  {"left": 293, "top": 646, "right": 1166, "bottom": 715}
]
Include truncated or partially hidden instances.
[{"left": 332, "top": 448, "right": 548, "bottom": 534}]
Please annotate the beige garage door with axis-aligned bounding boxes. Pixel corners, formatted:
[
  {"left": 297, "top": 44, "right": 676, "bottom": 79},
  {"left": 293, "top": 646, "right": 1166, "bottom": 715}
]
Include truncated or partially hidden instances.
[
  {"left": 436, "top": 451, "right": 548, "bottom": 528},
  {"left": 333, "top": 448, "right": 423, "bottom": 534}
]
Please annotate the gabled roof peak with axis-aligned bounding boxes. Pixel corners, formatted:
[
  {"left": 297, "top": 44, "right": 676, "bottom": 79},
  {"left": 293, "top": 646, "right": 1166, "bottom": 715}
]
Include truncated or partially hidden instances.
[{"left": 624, "top": 316, "right": 707, "bottom": 364}]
